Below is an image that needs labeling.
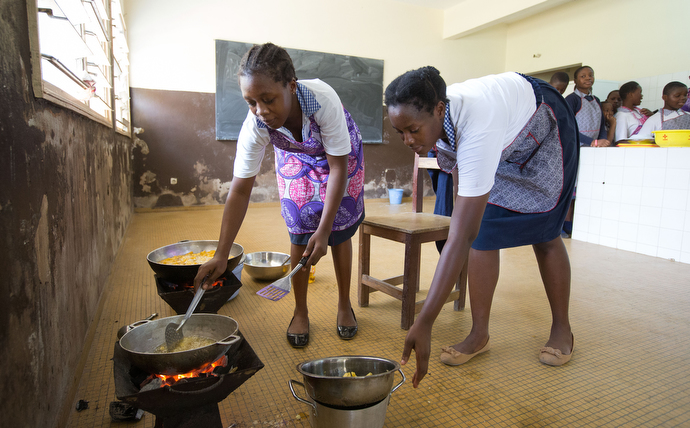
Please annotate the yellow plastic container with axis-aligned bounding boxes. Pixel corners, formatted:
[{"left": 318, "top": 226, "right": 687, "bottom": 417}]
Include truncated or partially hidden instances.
[
  {"left": 308, "top": 265, "right": 316, "bottom": 283},
  {"left": 652, "top": 130, "right": 690, "bottom": 147}
]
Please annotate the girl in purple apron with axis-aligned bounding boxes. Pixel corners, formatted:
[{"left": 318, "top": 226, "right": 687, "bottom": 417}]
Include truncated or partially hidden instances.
[
  {"left": 386, "top": 67, "right": 579, "bottom": 388},
  {"left": 565, "top": 66, "right": 610, "bottom": 147},
  {"left": 195, "top": 43, "right": 365, "bottom": 348}
]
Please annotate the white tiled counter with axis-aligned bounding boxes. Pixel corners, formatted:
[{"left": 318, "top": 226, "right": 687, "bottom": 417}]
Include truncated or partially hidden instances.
[{"left": 572, "top": 147, "right": 690, "bottom": 264}]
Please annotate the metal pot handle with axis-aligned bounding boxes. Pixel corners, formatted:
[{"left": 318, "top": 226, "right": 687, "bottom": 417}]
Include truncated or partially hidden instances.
[
  {"left": 127, "top": 319, "right": 151, "bottom": 330},
  {"left": 216, "top": 334, "right": 241, "bottom": 346},
  {"left": 288, "top": 379, "right": 316, "bottom": 411},
  {"left": 390, "top": 368, "right": 406, "bottom": 395}
]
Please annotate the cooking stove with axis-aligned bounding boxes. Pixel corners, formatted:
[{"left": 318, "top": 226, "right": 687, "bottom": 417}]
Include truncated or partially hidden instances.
[
  {"left": 155, "top": 272, "right": 242, "bottom": 314},
  {"left": 113, "top": 332, "right": 263, "bottom": 428}
]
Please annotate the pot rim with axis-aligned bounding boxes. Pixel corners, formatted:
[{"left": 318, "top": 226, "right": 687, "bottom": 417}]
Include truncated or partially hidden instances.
[
  {"left": 296, "top": 355, "right": 401, "bottom": 379},
  {"left": 146, "top": 240, "right": 244, "bottom": 265},
  {"left": 119, "top": 313, "right": 239, "bottom": 355}
]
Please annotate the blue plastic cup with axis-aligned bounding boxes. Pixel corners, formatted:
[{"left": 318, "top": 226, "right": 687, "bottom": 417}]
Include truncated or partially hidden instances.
[{"left": 388, "top": 188, "right": 403, "bottom": 205}]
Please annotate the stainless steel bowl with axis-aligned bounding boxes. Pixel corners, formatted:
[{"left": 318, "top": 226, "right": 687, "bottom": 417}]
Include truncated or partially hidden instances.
[
  {"left": 296, "top": 356, "right": 404, "bottom": 408},
  {"left": 243, "top": 251, "right": 290, "bottom": 281}
]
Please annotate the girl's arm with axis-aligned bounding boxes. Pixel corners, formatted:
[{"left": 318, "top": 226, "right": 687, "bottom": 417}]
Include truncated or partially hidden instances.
[
  {"left": 303, "top": 153, "right": 348, "bottom": 267},
  {"left": 595, "top": 100, "right": 611, "bottom": 147},
  {"left": 401, "top": 191, "right": 490, "bottom": 387},
  {"left": 194, "top": 176, "right": 255, "bottom": 289}
]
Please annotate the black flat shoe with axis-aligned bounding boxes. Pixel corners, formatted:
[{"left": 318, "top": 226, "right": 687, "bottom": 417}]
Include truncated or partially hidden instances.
[
  {"left": 287, "top": 316, "right": 309, "bottom": 348},
  {"left": 337, "top": 308, "right": 358, "bottom": 340}
]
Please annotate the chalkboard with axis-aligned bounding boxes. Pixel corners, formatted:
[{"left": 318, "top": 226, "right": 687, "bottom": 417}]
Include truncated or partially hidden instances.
[{"left": 215, "top": 40, "right": 384, "bottom": 143}]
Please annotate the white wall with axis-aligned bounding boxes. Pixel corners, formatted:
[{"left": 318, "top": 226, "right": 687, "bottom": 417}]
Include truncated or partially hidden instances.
[
  {"left": 573, "top": 148, "right": 690, "bottom": 265},
  {"left": 504, "top": 0, "right": 690, "bottom": 81},
  {"left": 123, "top": 0, "right": 507, "bottom": 93}
]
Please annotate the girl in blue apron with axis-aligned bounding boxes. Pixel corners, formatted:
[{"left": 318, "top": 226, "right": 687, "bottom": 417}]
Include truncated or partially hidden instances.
[
  {"left": 386, "top": 67, "right": 579, "bottom": 388},
  {"left": 635, "top": 81, "right": 690, "bottom": 139},
  {"left": 195, "top": 43, "right": 365, "bottom": 348},
  {"left": 565, "top": 66, "right": 610, "bottom": 147}
]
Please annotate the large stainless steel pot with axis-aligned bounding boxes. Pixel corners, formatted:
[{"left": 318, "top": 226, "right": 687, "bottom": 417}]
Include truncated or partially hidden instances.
[
  {"left": 147, "top": 240, "right": 244, "bottom": 282},
  {"left": 290, "top": 383, "right": 392, "bottom": 428},
  {"left": 295, "top": 356, "right": 405, "bottom": 408},
  {"left": 119, "top": 314, "right": 241, "bottom": 375}
]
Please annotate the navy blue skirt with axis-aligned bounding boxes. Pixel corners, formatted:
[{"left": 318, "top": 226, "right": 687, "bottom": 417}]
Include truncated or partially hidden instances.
[
  {"left": 289, "top": 211, "right": 365, "bottom": 247},
  {"left": 472, "top": 77, "right": 579, "bottom": 251}
]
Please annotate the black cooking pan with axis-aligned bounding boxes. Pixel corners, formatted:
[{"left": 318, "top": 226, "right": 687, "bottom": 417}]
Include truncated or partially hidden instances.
[{"left": 147, "top": 240, "right": 244, "bottom": 282}]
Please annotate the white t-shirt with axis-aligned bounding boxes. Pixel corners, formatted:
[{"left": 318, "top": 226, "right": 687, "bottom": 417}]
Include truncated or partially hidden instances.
[
  {"left": 633, "top": 109, "right": 690, "bottom": 140},
  {"left": 447, "top": 72, "right": 536, "bottom": 197},
  {"left": 233, "top": 79, "right": 351, "bottom": 179},
  {"left": 614, "top": 107, "right": 646, "bottom": 142}
]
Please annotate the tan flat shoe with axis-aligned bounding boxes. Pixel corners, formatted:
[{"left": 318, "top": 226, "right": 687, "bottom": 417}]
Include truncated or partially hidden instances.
[
  {"left": 539, "top": 334, "right": 574, "bottom": 366},
  {"left": 440, "top": 338, "right": 491, "bottom": 366}
]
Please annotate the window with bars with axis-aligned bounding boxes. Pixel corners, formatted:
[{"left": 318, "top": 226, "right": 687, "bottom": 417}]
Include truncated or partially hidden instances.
[{"left": 28, "top": 0, "right": 131, "bottom": 135}]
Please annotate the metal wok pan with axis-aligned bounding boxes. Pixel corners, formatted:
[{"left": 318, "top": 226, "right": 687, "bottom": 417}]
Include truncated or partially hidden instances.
[
  {"left": 119, "top": 314, "right": 241, "bottom": 375},
  {"left": 147, "top": 240, "right": 244, "bottom": 282}
]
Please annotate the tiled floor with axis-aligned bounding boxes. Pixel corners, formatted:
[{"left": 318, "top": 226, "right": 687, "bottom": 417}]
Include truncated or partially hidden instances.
[{"left": 66, "top": 199, "right": 690, "bottom": 427}]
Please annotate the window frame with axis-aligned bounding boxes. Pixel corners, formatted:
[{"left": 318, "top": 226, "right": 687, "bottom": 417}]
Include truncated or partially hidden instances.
[{"left": 27, "top": 0, "right": 131, "bottom": 137}]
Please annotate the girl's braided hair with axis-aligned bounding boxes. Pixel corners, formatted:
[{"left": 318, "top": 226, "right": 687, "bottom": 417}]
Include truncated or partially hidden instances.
[
  {"left": 238, "top": 43, "right": 296, "bottom": 86},
  {"left": 385, "top": 66, "right": 449, "bottom": 113}
]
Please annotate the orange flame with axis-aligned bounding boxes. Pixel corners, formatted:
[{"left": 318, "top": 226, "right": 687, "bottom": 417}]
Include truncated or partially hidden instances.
[
  {"left": 152, "top": 355, "right": 228, "bottom": 387},
  {"left": 182, "top": 279, "right": 223, "bottom": 290}
]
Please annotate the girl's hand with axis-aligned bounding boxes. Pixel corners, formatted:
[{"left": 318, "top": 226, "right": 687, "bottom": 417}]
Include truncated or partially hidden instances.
[
  {"left": 195, "top": 256, "right": 228, "bottom": 290},
  {"left": 604, "top": 111, "right": 615, "bottom": 124},
  {"left": 401, "top": 321, "right": 433, "bottom": 388},
  {"left": 640, "top": 108, "right": 653, "bottom": 117},
  {"left": 304, "top": 229, "right": 329, "bottom": 268},
  {"left": 593, "top": 139, "right": 611, "bottom": 148}
]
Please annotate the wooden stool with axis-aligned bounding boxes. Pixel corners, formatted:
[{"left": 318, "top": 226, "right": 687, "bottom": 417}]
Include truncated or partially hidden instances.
[{"left": 357, "top": 212, "right": 467, "bottom": 330}]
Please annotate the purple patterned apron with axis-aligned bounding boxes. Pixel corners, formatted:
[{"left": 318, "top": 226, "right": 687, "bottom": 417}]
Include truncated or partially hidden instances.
[
  {"left": 661, "top": 109, "right": 690, "bottom": 130},
  {"left": 575, "top": 91, "right": 603, "bottom": 141},
  {"left": 436, "top": 95, "right": 564, "bottom": 214},
  {"left": 268, "top": 109, "right": 365, "bottom": 235}
]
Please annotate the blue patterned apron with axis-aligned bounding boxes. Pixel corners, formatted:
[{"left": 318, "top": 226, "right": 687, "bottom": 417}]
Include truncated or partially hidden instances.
[
  {"left": 264, "top": 85, "right": 365, "bottom": 235},
  {"left": 575, "top": 90, "right": 602, "bottom": 143},
  {"left": 661, "top": 109, "right": 690, "bottom": 130},
  {"left": 435, "top": 77, "right": 565, "bottom": 214}
]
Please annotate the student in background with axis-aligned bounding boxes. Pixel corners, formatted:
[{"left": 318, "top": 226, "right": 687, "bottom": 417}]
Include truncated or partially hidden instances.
[
  {"left": 601, "top": 101, "right": 616, "bottom": 143},
  {"left": 565, "top": 66, "right": 610, "bottom": 147},
  {"left": 549, "top": 71, "right": 570, "bottom": 95},
  {"left": 605, "top": 90, "right": 622, "bottom": 113},
  {"left": 682, "top": 76, "right": 690, "bottom": 112},
  {"left": 634, "top": 81, "right": 690, "bottom": 139},
  {"left": 614, "top": 81, "right": 649, "bottom": 143}
]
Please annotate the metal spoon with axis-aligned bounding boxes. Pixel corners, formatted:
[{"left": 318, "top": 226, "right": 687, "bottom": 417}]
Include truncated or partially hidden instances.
[{"left": 165, "top": 276, "right": 207, "bottom": 350}]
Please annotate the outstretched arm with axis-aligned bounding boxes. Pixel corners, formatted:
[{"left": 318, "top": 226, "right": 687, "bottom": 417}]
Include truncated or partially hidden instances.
[
  {"left": 303, "top": 154, "right": 348, "bottom": 268},
  {"left": 194, "top": 176, "right": 255, "bottom": 290},
  {"left": 401, "top": 191, "right": 490, "bottom": 387}
]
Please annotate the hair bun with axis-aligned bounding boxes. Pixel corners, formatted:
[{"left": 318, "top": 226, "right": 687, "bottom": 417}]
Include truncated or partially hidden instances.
[{"left": 421, "top": 66, "right": 440, "bottom": 77}]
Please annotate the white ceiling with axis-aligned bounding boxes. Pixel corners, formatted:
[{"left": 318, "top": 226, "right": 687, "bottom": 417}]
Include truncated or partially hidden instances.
[{"left": 389, "top": 0, "right": 466, "bottom": 10}]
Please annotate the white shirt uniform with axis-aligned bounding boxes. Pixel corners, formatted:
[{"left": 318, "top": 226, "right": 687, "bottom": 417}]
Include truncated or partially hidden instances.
[
  {"left": 633, "top": 109, "right": 690, "bottom": 140},
  {"left": 446, "top": 72, "right": 536, "bottom": 197},
  {"left": 233, "top": 79, "right": 352, "bottom": 179},
  {"left": 614, "top": 107, "right": 647, "bottom": 142}
]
